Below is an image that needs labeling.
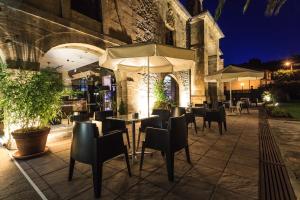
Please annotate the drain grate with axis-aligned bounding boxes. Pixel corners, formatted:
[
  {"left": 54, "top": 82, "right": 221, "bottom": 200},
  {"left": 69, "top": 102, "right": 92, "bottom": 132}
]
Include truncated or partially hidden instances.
[{"left": 259, "top": 109, "right": 296, "bottom": 200}]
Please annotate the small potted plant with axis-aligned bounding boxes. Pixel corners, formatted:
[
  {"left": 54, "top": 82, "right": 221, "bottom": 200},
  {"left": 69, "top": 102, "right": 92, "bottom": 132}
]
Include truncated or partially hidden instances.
[{"left": 0, "top": 62, "right": 65, "bottom": 158}]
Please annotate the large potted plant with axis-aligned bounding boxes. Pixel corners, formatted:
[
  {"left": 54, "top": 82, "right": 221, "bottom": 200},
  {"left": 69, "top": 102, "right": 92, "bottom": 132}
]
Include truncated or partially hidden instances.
[
  {"left": 0, "top": 63, "right": 64, "bottom": 158},
  {"left": 153, "top": 80, "right": 170, "bottom": 110}
]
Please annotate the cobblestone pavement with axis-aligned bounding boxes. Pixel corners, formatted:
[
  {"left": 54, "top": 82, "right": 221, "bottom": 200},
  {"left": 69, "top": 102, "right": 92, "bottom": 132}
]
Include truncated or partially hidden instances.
[
  {"left": 0, "top": 146, "right": 41, "bottom": 200},
  {"left": 269, "top": 119, "right": 300, "bottom": 198},
  {"left": 14, "top": 110, "right": 260, "bottom": 200}
]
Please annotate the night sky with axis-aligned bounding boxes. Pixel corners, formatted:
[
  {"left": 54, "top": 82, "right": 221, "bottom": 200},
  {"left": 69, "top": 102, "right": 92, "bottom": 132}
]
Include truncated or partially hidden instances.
[{"left": 180, "top": 0, "right": 300, "bottom": 66}]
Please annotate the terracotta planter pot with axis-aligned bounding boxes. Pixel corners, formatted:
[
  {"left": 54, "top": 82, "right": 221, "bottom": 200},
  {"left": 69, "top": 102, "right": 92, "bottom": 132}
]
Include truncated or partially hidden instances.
[{"left": 12, "top": 127, "right": 50, "bottom": 156}]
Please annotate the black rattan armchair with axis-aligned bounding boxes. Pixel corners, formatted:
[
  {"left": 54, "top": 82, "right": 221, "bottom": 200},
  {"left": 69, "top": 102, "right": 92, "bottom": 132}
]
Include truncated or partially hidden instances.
[
  {"left": 203, "top": 106, "right": 227, "bottom": 135},
  {"left": 152, "top": 109, "right": 170, "bottom": 129},
  {"left": 185, "top": 112, "right": 197, "bottom": 134},
  {"left": 171, "top": 107, "right": 186, "bottom": 117},
  {"left": 137, "top": 116, "right": 162, "bottom": 150},
  {"left": 68, "top": 122, "right": 131, "bottom": 198},
  {"left": 71, "top": 111, "right": 90, "bottom": 122},
  {"left": 140, "top": 115, "right": 191, "bottom": 182},
  {"left": 94, "top": 111, "right": 131, "bottom": 148}
]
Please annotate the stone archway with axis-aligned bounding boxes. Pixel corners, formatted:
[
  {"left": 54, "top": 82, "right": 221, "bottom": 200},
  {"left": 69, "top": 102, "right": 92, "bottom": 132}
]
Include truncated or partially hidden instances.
[
  {"left": 163, "top": 74, "right": 180, "bottom": 106},
  {"left": 35, "top": 32, "right": 109, "bottom": 55}
]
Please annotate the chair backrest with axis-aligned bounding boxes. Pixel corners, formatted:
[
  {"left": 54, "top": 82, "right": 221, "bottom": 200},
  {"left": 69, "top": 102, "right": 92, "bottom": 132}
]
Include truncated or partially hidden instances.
[
  {"left": 94, "top": 110, "right": 113, "bottom": 121},
  {"left": 71, "top": 122, "right": 99, "bottom": 164},
  {"left": 168, "top": 115, "right": 188, "bottom": 152},
  {"left": 152, "top": 109, "right": 170, "bottom": 123},
  {"left": 219, "top": 105, "right": 226, "bottom": 121},
  {"left": 194, "top": 104, "right": 203, "bottom": 107},
  {"left": 140, "top": 117, "right": 162, "bottom": 132},
  {"left": 71, "top": 111, "right": 90, "bottom": 122},
  {"left": 171, "top": 107, "right": 186, "bottom": 117},
  {"left": 98, "top": 130, "right": 126, "bottom": 162},
  {"left": 191, "top": 107, "right": 206, "bottom": 117},
  {"left": 94, "top": 110, "right": 124, "bottom": 133}
]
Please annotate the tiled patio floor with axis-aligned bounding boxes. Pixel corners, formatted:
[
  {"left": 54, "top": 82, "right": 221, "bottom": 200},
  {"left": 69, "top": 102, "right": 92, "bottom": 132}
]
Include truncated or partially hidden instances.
[
  {"left": 16, "top": 110, "right": 260, "bottom": 200},
  {"left": 0, "top": 147, "right": 41, "bottom": 200}
]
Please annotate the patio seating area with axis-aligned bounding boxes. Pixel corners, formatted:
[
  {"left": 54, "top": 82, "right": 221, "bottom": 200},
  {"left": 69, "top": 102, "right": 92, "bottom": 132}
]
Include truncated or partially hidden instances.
[{"left": 14, "top": 110, "right": 260, "bottom": 200}]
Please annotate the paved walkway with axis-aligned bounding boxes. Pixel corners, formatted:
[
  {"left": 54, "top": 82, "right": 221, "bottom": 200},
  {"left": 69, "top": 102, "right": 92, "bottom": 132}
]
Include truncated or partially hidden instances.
[
  {"left": 269, "top": 119, "right": 300, "bottom": 198},
  {"left": 0, "top": 146, "right": 41, "bottom": 200},
  {"left": 13, "top": 110, "right": 260, "bottom": 200}
]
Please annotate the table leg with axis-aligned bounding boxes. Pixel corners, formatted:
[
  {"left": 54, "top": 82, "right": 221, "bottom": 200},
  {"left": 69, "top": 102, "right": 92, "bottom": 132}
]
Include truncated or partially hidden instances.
[{"left": 131, "top": 121, "right": 136, "bottom": 161}]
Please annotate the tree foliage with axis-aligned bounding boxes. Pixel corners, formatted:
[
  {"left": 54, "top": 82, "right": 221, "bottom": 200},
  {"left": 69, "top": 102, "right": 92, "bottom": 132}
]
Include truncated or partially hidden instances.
[
  {"left": 153, "top": 80, "right": 170, "bottom": 109},
  {"left": 0, "top": 62, "right": 65, "bottom": 131},
  {"left": 214, "top": 0, "right": 287, "bottom": 20}
]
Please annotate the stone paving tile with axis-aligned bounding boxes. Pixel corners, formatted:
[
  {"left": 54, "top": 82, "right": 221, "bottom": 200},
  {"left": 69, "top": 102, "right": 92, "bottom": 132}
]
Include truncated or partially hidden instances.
[
  {"left": 204, "top": 149, "right": 232, "bottom": 161},
  {"left": 42, "top": 167, "right": 92, "bottom": 200},
  {"left": 2, "top": 189, "right": 41, "bottom": 200},
  {"left": 26, "top": 153, "right": 68, "bottom": 176},
  {"left": 11, "top": 109, "right": 261, "bottom": 200},
  {"left": 167, "top": 176, "right": 215, "bottom": 200},
  {"left": 103, "top": 171, "right": 142, "bottom": 195},
  {"left": 212, "top": 187, "right": 256, "bottom": 200},
  {"left": 144, "top": 167, "right": 180, "bottom": 191},
  {"left": 197, "top": 156, "right": 229, "bottom": 171},
  {"left": 42, "top": 188, "right": 59, "bottom": 200},
  {"left": 72, "top": 187, "right": 118, "bottom": 200},
  {"left": 119, "top": 180, "right": 167, "bottom": 200},
  {"left": 185, "top": 164, "right": 223, "bottom": 185},
  {"left": 0, "top": 147, "right": 40, "bottom": 200},
  {"left": 224, "top": 161, "right": 259, "bottom": 180},
  {"left": 229, "top": 154, "right": 259, "bottom": 168},
  {"left": 188, "top": 141, "right": 211, "bottom": 155},
  {"left": 217, "top": 173, "right": 258, "bottom": 199},
  {"left": 176, "top": 150, "right": 203, "bottom": 162}
]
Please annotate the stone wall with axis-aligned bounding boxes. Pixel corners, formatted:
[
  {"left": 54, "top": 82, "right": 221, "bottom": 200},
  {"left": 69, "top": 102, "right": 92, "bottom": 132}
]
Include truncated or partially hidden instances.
[{"left": 0, "top": 0, "right": 225, "bottom": 110}]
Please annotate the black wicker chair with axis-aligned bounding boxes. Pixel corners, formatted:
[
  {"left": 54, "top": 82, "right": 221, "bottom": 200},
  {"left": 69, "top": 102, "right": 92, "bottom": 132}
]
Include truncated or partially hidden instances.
[
  {"left": 172, "top": 107, "right": 197, "bottom": 134},
  {"left": 94, "top": 111, "right": 131, "bottom": 148},
  {"left": 185, "top": 112, "right": 197, "bottom": 134},
  {"left": 68, "top": 122, "right": 131, "bottom": 198},
  {"left": 191, "top": 107, "right": 207, "bottom": 131},
  {"left": 137, "top": 116, "right": 162, "bottom": 150},
  {"left": 152, "top": 109, "right": 171, "bottom": 129},
  {"left": 203, "top": 106, "right": 227, "bottom": 135},
  {"left": 140, "top": 115, "right": 191, "bottom": 181},
  {"left": 171, "top": 107, "right": 186, "bottom": 117},
  {"left": 70, "top": 111, "right": 90, "bottom": 122}
]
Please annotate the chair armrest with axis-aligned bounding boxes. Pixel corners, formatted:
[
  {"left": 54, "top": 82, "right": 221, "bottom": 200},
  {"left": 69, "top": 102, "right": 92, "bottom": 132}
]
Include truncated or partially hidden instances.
[
  {"left": 144, "top": 127, "right": 169, "bottom": 150},
  {"left": 96, "top": 130, "right": 125, "bottom": 162}
]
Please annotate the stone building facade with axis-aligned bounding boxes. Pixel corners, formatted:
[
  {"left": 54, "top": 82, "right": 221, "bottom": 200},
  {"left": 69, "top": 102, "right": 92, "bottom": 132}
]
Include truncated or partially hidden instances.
[{"left": 0, "top": 0, "right": 224, "bottom": 113}]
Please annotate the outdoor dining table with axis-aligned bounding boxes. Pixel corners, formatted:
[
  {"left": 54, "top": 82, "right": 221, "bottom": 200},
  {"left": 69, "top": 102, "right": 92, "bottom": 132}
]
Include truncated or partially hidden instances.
[{"left": 107, "top": 114, "right": 159, "bottom": 162}]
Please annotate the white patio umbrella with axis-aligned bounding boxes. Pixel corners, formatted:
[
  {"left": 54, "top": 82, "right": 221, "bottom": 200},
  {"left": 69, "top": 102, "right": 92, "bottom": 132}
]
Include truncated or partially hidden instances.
[
  {"left": 99, "top": 43, "right": 196, "bottom": 115},
  {"left": 204, "top": 65, "right": 264, "bottom": 106}
]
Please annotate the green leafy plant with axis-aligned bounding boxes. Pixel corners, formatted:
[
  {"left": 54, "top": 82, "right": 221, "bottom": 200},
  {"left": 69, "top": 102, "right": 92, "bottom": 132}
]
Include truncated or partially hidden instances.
[
  {"left": 265, "top": 105, "right": 291, "bottom": 118},
  {"left": 153, "top": 80, "right": 170, "bottom": 109},
  {"left": 0, "top": 63, "right": 65, "bottom": 132}
]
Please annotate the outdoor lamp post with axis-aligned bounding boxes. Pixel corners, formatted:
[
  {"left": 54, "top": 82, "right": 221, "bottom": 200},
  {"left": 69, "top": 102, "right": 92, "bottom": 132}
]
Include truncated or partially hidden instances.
[
  {"left": 285, "top": 61, "right": 293, "bottom": 71},
  {"left": 241, "top": 82, "right": 244, "bottom": 92}
]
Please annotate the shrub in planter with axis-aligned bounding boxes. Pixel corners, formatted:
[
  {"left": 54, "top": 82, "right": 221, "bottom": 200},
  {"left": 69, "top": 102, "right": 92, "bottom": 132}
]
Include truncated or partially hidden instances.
[
  {"left": 0, "top": 63, "right": 65, "bottom": 157},
  {"left": 153, "top": 80, "right": 170, "bottom": 110}
]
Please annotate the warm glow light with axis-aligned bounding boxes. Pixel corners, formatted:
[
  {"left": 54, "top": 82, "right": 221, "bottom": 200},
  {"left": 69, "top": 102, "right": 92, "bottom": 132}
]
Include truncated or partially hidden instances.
[
  {"left": 285, "top": 61, "right": 291, "bottom": 66},
  {"left": 240, "top": 82, "right": 245, "bottom": 87}
]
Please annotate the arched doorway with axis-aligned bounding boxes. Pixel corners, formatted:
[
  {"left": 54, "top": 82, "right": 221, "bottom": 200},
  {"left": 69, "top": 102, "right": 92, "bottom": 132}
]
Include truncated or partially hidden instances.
[
  {"left": 164, "top": 74, "right": 179, "bottom": 106},
  {"left": 39, "top": 43, "right": 117, "bottom": 115}
]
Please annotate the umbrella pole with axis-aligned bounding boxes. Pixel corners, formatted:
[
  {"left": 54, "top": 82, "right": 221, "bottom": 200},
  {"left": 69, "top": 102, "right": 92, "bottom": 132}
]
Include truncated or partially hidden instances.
[
  {"left": 147, "top": 56, "right": 150, "bottom": 117},
  {"left": 229, "top": 81, "right": 232, "bottom": 107}
]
